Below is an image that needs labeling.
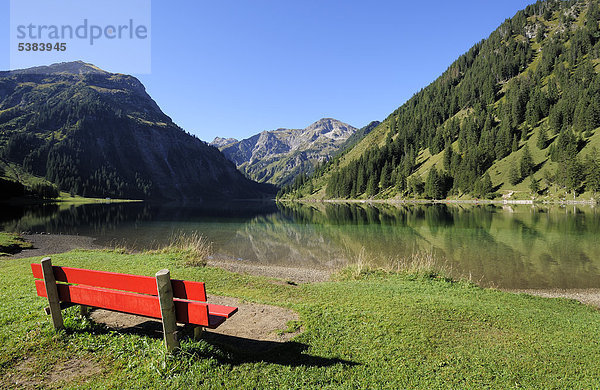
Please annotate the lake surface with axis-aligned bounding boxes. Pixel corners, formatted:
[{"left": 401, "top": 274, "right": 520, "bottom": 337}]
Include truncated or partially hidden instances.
[{"left": 2, "top": 200, "right": 600, "bottom": 289}]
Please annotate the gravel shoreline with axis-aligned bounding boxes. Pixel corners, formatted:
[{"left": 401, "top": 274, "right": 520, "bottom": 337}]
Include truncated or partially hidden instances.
[
  {"left": 7, "top": 233, "right": 331, "bottom": 283},
  {"left": 505, "top": 289, "right": 600, "bottom": 309},
  {"left": 7, "top": 234, "right": 103, "bottom": 260},
  {"left": 206, "top": 259, "right": 330, "bottom": 284}
]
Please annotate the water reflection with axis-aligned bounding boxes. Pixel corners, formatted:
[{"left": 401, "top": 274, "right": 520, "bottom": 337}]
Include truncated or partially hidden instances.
[{"left": 1, "top": 201, "right": 599, "bottom": 289}]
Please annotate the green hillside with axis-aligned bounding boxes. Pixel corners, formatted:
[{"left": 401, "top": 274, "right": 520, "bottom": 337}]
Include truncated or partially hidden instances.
[
  {"left": 280, "top": 0, "right": 600, "bottom": 202},
  {"left": 0, "top": 62, "right": 272, "bottom": 201}
]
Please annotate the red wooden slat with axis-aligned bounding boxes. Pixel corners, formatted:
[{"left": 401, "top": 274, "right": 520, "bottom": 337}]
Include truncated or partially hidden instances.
[
  {"left": 172, "top": 279, "right": 206, "bottom": 302},
  {"left": 35, "top": 280, "right": 212, "bottom": 326},
  {"left": 31, "top": 263, "right": 206, "bottom": 301},
  {"left": 207, "top": 304, "right": 238, "bottom": 318},
  {"left": 32, "top": 263, "right": 157, "bottom": 294}
]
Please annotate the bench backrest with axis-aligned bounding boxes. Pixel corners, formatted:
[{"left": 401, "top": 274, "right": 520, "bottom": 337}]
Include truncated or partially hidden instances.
[
  {"left": 31, "top": 263, "right": 211, "bottom": 327},
  {"left": 31, "top": 263, "right": 207, "bottom": 300}
]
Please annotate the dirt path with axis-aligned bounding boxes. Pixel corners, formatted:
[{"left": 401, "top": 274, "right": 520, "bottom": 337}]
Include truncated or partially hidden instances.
[{"left": 90, "top": 295, "right": 301, "bottom": 354}]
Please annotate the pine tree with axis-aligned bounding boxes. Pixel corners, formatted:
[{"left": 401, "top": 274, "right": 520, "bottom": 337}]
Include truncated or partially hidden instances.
[
  {"left": 396, "top": 169, "right": 406, "bottom": 192},
  {"left": 379, "top": 162, "right": 391, "bottom": 190},
  {"left": 356, "top": 168, "right": 366, "bottom": 195},
  {"left": 574, "top": 96, "right": 589, "bottom": 133},
  {"left": 520, "top": 144, "right": 534, "bottom": 178},
  {"left": 521, "top": 125, "right": 529, "bottom": 141},
  {"left": 542, "top": 169, "right": 554, "bottom": 188},
  {"left": 424, "top": 167, "right": 441, "bottom": 199},
  {"left": 495, "top": 123, "right": 513, "bottom": 159},
  {"left": 443, "top": 144, "right": 452, "bottom": 172},
  {"left": 478, "top": 172, "right": 493, "bottom": 198},
  {"left": 536, "top": 126, "right": 548, "bottom": 149},
  {"left": 548, "top": 104, "right": 563, "bottom": 134},
  {"left": 408, "top": 175, "right": 424, "bottom": 196},
  {"left": 585, "top": 148, "right": 600, "bottom": 195},
  {"left": 509, "top": 164, "right": 520, "bottom": 185},
  {"left": 547, "top": 77, "right": 560, "bottom": 105},
  {"left": 366, "top": 176, "right": 378, "bottom": 197},
  {"left": 511, "top": 135, "right": 519, "bottom": 152},
  {"left": 585, "top": 100, "right": 600, "bottom": 133},
  {"left": 565, "top": 158, "right": 584, "bottom": 199},
  {"left": 526, "top": 92, "right": 543, "bottom": 128},
  {"left": 529, "top": 175, "right": 540, "bottom": 194}
]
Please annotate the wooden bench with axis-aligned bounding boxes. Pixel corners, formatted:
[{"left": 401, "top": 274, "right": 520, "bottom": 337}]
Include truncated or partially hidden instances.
[{"left": 31, "top": 257, "right": 237, "bottom": 352}]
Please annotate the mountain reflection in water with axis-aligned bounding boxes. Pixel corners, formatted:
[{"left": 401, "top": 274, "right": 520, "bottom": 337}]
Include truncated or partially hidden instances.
[{"left": 2, "top": 201, "right": 599, "bottom": 289}]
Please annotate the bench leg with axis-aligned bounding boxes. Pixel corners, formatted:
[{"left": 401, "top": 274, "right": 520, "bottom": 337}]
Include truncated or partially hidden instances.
[
  {"left": 194, "top": 326, "right": 204, "bottom": 341},
  {"left": 156, "top": 269, "right": 179, "bottom": 353},
  {"left": 79, "top": 305, "right": 89, "bottom": 317},
  {"left": 41, "top": 258, "right": 64, "bottom": 331}
]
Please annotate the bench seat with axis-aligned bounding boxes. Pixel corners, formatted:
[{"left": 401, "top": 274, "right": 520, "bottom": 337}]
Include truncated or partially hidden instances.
[{"left": 31, "top": 259, "right": 237, "bottom": 350}]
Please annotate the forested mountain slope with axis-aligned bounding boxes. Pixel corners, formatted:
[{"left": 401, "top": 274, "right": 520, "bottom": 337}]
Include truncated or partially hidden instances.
[
  {"left": 281, "top": 0, "right": 600, "bottom": 201},
  {"left": 0, "top": 61, "right": 272, "bottom": 201}
]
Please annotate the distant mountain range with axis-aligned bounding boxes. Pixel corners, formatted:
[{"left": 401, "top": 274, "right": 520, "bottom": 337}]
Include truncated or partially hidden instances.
[
  {"left": 211, "top": 118, "right": 366, "bottom": 186},
  {"left": 0, "top": 61, "right": 273, "bottom": 201}
]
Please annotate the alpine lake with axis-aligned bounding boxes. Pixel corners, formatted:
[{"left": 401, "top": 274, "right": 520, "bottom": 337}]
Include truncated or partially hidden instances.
[{"left": 2, "top": 200, "right": 600, "bottom": 289}]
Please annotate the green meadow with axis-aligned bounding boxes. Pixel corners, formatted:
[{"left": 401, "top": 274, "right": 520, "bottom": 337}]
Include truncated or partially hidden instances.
[{"left": 1, "top": 249, "right": 600, "bottom": 388}]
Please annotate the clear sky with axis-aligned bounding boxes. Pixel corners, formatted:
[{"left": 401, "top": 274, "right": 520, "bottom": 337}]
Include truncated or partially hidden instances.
[{"left": 0, "top": 0, "right": 536, "bottom": 142}]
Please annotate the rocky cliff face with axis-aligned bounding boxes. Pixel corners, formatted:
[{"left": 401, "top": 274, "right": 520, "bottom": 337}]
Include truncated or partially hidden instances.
[
  {"left": 0, "top": 61, "right": 273, "bottom": 200},
  {"left": 215, "top": 118, "right": 358, "bottom": 186}
]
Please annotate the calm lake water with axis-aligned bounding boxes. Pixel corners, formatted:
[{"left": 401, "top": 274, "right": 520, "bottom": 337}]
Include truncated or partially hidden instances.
[{"left": 2, "top": 200, "right": 600, "bottom": 289}]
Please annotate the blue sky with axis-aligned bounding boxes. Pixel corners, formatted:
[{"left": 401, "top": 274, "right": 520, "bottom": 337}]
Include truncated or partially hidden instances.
[{"left": 1, "top": 0, "right": 536, "bottom": 142}]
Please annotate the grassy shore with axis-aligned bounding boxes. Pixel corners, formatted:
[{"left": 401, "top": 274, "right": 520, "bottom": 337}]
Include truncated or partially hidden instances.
[
  {"left": 280, "top": 196, "right": 599, "bottom": 206},
  {"left": 0, "top": 232, "right": 33, "bottom": 256},
  {"left": 2, "top": 249, "right": 600, "bottom": 388},
  {"left": 55, "top": 192, "right": 143, "bottom": 204}
]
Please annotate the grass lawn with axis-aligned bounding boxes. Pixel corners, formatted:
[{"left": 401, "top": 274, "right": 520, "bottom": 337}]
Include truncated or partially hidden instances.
[
  {"left": 2, "top": 250, "right": 600, "bottom": 388},
  {"left": 0, "top": 232, "right": 33, "bottom": 256}
]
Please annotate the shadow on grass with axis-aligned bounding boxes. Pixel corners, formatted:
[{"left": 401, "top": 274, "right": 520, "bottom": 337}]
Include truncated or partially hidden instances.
[
  {"left": 532, "top": 159, "right": 547, "bottom": 174},
  {"left": 197, "top": 332, "right": 359, "bottom": 368},
  {"left": 67, "top": 315, "right": 358, "bottom": 368}
]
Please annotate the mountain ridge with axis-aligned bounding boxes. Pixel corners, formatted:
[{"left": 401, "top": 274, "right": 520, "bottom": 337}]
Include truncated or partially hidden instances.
[
  {"left": 215, "top": 118, "right": 360, "bottom": 186},
  {"left": 0, "top": 61, "right": 274, "bottom": 200}
]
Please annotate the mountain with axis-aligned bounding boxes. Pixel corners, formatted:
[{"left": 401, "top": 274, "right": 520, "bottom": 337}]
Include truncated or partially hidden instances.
[
  {"left": 210, "top": 137, "right": 238, "bottom": 148},
  {"left": 216, "top": 118, "right": 359, "bottom": 187},
  {"left": 0, "top": 61, "right": 273, "bottom": 201},
  {"left": 281, "top": 0, "right": 600, "bottom": 201}
]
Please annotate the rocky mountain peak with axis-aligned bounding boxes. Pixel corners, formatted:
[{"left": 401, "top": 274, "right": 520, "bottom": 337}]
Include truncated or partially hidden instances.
[
  {"left": 217, "top": 118, "right": 360, "bottom": 186},
  {"left": 303, "top": 118, "right": 357, "bottom": 139},
  {"left": 210, "top": 137, "right": 238, "bottom": 148}
]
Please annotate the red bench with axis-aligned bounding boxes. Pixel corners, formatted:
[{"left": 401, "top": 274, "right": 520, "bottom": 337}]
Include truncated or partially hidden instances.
[{"left": 31, "top": 257, "right": 237, "bottom": 352}]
